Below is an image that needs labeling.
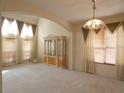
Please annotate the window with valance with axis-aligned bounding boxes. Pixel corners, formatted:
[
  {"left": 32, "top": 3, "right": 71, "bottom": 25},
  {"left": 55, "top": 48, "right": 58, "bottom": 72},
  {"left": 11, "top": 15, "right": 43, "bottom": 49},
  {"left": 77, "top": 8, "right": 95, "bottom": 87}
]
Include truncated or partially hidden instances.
[
  {"left": 82, "top": 22, "right": 120, "bottom": 65},
  {"left": 1, "top": 17, "right": 37, "bottom": 66}
]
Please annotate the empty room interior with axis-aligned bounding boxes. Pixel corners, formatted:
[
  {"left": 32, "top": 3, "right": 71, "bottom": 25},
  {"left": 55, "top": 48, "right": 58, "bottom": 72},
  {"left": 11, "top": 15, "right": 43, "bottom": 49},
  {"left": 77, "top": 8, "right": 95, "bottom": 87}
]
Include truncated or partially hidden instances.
[{"left": 0, "top": 0, "right": 124, "bottom": 93}]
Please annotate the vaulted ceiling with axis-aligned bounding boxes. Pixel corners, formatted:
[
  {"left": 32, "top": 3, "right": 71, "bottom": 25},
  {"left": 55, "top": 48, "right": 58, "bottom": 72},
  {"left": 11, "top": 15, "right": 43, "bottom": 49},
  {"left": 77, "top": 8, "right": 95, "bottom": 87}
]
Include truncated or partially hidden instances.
[
  {"left": 23, "top": 0, "right": 124, "bottom": 23},
  {"left": 1, "top": 0, "right": 124, "bottom": 24}
]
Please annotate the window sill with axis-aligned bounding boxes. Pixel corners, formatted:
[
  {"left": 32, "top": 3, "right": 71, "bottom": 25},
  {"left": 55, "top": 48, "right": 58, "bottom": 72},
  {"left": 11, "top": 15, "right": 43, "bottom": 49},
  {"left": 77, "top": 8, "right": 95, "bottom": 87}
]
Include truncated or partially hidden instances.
[{"left": 95, "top": 62, "right": 115, "bottom": 66}]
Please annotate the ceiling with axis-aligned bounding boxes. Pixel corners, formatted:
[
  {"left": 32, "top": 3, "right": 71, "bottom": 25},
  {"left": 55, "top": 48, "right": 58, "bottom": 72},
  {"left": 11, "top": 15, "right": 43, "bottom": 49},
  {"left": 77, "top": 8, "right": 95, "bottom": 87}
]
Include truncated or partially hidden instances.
[
  {"left": 23, "top": 0, "right": 124, "bottom": 23},
  {"left": 1, "top": 0, "right": 124, "bottom": 24}
]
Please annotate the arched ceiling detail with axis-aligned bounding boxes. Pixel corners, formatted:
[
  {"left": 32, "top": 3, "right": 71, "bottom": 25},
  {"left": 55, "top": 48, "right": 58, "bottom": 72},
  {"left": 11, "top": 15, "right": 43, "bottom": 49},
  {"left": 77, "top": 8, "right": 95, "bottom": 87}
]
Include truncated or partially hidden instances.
[{"left": 1, "top": 0, "right": 74, "bottom": 32}]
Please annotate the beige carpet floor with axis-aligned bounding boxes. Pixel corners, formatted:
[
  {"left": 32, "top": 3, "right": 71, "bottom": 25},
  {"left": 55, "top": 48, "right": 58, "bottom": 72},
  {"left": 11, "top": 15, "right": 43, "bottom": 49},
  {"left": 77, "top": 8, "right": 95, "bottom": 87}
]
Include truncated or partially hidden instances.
[{"left": 2, "top": 63, "right": 124, "bottom": 93}]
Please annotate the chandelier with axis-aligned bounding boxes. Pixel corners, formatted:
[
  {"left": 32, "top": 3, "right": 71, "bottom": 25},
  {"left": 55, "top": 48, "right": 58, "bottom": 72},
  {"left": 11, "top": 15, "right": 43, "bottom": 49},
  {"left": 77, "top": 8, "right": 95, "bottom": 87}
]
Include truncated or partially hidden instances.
[{"left": 83, "top": 0, "right": 106, "bottom": 31}]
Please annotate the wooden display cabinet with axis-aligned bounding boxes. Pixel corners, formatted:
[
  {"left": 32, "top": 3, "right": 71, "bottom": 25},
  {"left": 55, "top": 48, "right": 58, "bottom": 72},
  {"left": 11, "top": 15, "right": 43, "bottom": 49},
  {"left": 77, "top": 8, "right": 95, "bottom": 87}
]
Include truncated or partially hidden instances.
[{"left": 44, "top": 35, "right": 66, "bottom": 68}]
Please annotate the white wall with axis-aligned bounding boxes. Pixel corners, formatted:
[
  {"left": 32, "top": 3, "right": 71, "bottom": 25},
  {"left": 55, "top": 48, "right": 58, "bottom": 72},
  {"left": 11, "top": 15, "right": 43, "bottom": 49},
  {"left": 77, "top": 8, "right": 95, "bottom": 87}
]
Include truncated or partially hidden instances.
[
  {"left": 37, "top": 18, "right": 73, "bottom": 69},
  {"left": 96, "top": 63, "right": 116, "bottom": 78},
  {"left": 74, "top": 25, "right": 117, "bottom": 79}
]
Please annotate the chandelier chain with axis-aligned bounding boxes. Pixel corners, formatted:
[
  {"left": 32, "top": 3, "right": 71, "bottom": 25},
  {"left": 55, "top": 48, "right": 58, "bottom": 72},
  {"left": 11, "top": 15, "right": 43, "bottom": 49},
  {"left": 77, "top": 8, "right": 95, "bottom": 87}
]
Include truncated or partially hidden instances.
[{"left": 92, "top": 0, "right": 96, "bottom": 19}]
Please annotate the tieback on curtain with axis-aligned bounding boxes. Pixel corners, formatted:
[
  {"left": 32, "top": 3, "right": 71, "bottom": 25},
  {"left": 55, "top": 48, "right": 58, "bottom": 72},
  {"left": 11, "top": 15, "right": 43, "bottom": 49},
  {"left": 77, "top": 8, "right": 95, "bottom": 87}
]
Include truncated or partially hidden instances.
[{"left": 82, "top": 22, "right": 121, "bottom": 42}]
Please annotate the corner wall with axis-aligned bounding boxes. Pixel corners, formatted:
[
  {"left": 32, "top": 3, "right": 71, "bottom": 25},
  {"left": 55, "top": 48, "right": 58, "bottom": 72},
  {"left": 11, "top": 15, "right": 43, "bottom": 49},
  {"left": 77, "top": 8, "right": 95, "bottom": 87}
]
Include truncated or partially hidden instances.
[{"left": 37, "top": 18, "right": 73, "bottom": 69}]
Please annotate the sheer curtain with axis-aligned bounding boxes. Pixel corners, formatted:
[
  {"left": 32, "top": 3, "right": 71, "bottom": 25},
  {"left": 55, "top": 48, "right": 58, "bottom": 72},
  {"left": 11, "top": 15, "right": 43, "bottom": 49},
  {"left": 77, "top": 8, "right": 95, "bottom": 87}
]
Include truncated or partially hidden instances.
[
  {"left": 0, "top": 15, "right": 3, "bottom": 93},
  {"left": 17, "top": 36, "right": 24, "bottom": 63},
  {"left": 116, "top": 22, "right": 124, "bottom": 80},
  {"left": 82, "top": 28, "right": 96, "bottom": 74},
  {"left": 31, "top": 25, "right": 37, "bottom": 63}
]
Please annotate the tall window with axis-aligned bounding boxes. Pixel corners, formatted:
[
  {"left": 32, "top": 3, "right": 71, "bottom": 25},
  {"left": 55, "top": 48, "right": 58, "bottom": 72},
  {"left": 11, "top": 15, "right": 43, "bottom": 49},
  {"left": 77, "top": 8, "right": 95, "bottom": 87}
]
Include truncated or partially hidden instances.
[
  {"left": 93, "top": 28, "right": 117, "bottom": 64},
  {"left": 2, "top": 38, "right": 17, "bottom": 63},
  {"left": 21, "top": 23, "right": 33, "bottom": 61},
  {"left": 2, "top": 19, "right": 18, "bottom": 65}
]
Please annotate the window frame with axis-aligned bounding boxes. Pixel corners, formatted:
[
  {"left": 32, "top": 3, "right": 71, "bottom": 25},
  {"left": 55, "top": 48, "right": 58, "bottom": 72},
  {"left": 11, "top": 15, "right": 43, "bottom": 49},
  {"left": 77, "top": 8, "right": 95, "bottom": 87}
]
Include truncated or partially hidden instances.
[
  {"left": 95, "top": 47, "right": 116, "bottom": 66},
  {"left": 2, "top": 37, "right": 17, "bottom": 63}
]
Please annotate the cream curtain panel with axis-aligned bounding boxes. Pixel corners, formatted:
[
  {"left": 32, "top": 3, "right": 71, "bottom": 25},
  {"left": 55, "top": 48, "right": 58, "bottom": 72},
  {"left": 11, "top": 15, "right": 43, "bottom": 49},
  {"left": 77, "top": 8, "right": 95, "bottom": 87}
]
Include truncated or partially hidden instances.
[
  {"left": 116, "top": 22, "right": 124, "bottom": 80},
  {"left": 82, "top": 28, "right": 96, "bottom": 74},
  {"left": 0, "top": 17, "right": 3, "bottom": 66},
  {"left": 17, "top": 20, "right": 24, "bottom": 64},
  {"left": 17, "top": 36, "right": 24, "bottom": 64},
  {"left": 0, "top": 15, "right": 3, "bottom": 93},
  {"left": 31, "top": 27, "right": 38, "bottom": 63}
]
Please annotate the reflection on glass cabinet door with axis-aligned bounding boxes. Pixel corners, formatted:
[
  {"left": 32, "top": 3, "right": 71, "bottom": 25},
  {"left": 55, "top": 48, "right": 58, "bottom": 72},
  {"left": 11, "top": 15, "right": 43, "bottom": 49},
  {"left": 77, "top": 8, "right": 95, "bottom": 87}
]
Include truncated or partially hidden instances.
[{"left": 44, "top": 35, "right": 66, "bottom": 68}]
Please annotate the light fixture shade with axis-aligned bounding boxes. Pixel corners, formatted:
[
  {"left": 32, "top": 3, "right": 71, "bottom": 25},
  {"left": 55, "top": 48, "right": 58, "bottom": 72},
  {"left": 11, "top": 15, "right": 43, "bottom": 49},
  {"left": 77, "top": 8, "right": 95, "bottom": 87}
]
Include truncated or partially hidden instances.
[{"left": 83, "top": 18, "right": 106, "bottom": 30}]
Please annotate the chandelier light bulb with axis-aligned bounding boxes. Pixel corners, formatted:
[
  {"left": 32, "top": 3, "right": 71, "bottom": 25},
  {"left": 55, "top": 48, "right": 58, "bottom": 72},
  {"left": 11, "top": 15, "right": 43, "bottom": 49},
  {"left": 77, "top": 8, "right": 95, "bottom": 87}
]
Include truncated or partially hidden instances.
[{"left": 84, "top": 19, "right": 105, "bottom": 30}]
